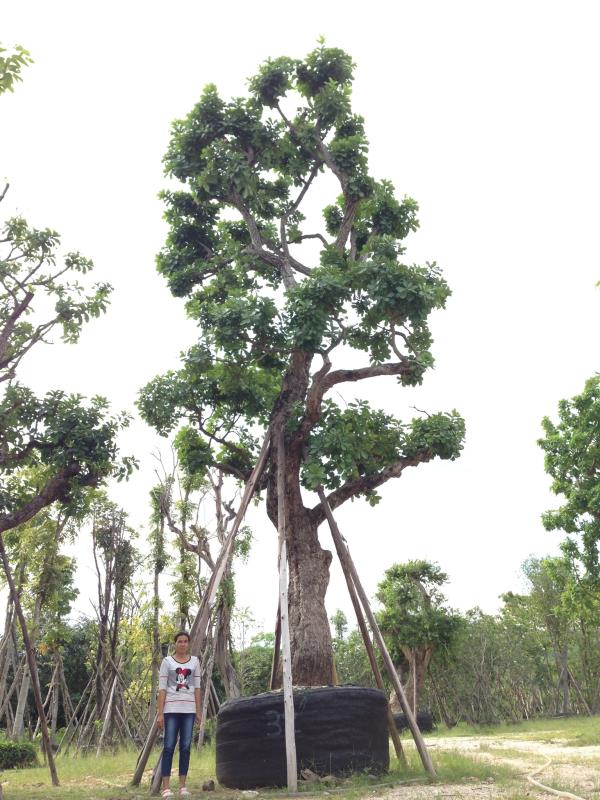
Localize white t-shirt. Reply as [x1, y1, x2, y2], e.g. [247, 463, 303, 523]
[159, 655, 201, 715]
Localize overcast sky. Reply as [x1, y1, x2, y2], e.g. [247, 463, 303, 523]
[2, 0, 599, 635]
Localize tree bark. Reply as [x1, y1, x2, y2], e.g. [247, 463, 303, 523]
[268, 441, 334, 687]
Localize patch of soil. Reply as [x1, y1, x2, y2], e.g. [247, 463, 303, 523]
[380, 734, 600, 800]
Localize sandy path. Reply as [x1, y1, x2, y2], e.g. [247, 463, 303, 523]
[369, 734, 600, 800]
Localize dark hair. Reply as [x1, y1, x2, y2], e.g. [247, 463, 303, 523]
[174, 630, 190, 643]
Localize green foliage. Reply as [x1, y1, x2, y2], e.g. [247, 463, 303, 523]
[235, 632, 274, 696]
[140, 42, 464, 542]
[0, 736, 37, 769]
[302, 402, 463, 502]
[0, 95, 134, 533]
[539, 376, 600, 578]
[376, 560, 462, 660]
[333, 628, 376, 688]
[0, 44, 32, 95]
[330, 608, 348, 641]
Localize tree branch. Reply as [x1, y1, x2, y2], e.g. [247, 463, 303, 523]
[231, 190, 311, 282]
[321, 359, 415, 391]
[310, 451, 434, 526]
[0, 290, 34, 364]
[0, 463, 93, 535]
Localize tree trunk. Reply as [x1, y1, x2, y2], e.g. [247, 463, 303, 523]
[270, 486, 334, 687]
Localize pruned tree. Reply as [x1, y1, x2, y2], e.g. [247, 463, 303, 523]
[139, 43, 465, 685]
[90, 496, 137, 715]
[376, 560, 461, 713]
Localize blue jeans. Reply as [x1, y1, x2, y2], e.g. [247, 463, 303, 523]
[162, 713, 195, 777]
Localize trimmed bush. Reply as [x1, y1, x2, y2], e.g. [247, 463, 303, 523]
[0, 738, 37, 769]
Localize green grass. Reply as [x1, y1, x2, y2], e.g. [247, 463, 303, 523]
[1, 744, 218, 800]
[1, 740, 519, 800]
[4, 716, 599, 800]
[425, 713, 600, 744]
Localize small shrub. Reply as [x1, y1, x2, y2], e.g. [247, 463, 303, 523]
[0, 737, 37, 769]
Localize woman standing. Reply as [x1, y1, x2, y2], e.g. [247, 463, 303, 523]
[157, 631, 202, 798]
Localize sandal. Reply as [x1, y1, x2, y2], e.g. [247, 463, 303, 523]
[161, 790, 174, 798]
[179, 790, 191, 797]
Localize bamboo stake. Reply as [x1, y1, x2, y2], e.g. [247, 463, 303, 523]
[317, 488, 436, 778]
[58, 672, 94, 753]
[0, 657, 25, 723]
[277, 429, 297, 792]
[0, 534, 60, 785]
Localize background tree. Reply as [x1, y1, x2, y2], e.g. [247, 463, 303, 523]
[376, 560, 462, 713]
[235, 631, 275, 697]
[2, 505, 78, 737]
[0, 207, 135, 537]
[0, 44, 32, 96]
[139, 43, 464, 686]
[539, 375, 600, 581]
[503, 556, 575, 715]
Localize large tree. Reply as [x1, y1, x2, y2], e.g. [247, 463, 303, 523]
[0, 205, 135, 535]
[139, 44, 464, 685]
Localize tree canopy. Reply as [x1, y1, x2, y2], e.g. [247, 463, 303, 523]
[139, 42, 464, 510]
[0, 47, 134, 535]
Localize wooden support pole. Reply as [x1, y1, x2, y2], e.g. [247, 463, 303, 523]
[197, 621, 218, 750]
[0, 534, 60, 786]
[150, 750, 163, 796]
[58, 672, 94, 753]
[131, 719, 159, 786]
[96, 671, 118, 755]
[268, 606, 281, 690]
[320, 490, 405, 764]
[317, 488, 436, 778]
[0, 657, 25, 723]
[276, 429, 297, 793]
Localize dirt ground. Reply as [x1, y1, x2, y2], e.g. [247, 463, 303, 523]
[372, 735, 600, 800]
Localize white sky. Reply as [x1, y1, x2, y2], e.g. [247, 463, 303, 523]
[2, 0, 599, 637]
